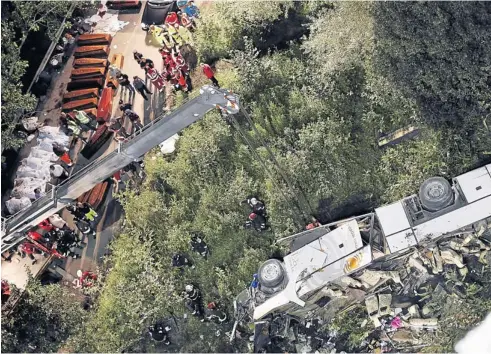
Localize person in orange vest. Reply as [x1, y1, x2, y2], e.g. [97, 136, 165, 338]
[200, 63, 219, 88]
[52, 143, 73, 167]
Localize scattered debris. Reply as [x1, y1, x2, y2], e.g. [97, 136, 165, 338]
[232, 219, 491, 352]
[389, 329, 419, 344]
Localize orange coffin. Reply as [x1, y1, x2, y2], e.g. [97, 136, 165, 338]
[96, 87, 114, 123]
[63, 88, 99, 102]
[67, 78, 104, 91]
[70, 67, 106, 80]
[74, 45, 110, 58]
[78, 33, 112, 46]
[73, 58, 108, 69]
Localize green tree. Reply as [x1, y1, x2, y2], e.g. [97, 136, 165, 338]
[1, 21, 38, 150]
[1, 279, 87, 353]
[7, 1, 74, 54]
[71, 231, 181, 353]
[373, 2, 491, 126]
[194, 0, 297, 62]
[1, 1, 77, 150]
[303, 2, 374, 76]
[73, 2, 491, 352]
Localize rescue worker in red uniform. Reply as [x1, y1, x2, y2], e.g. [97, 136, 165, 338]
[200, 63, 219, 87]
[77, 270, 97, 288]
[145, 65, 165, 91]
[18, 242, 37, 264]
[306, 217, 321, 230]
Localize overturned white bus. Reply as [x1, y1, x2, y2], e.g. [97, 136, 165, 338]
[250, 164, 491, 320]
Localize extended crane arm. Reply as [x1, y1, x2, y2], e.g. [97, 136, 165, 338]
[1, 86, 240, 253]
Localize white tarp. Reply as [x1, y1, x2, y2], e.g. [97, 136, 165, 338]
[86, 12, 129, 36]
[6, 125, 69, 211]
[37, 126, 70, 147]
[16, 165, 51, 180]
[20, 157, 46, 171]
[5, 197, 32, 215]
[11, 177, 46, 200]
[30, 147, 58, 162]
[159, 134, 180, 154]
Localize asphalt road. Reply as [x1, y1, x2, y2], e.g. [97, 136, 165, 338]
[64, 6, 171, 277]
[2, 5, 183, 283]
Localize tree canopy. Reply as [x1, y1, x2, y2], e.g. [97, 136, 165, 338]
[1, 279, 87, 353]
[1, 1, 74, 150]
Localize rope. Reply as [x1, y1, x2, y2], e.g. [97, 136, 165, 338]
[239, 107, 315, 221]
[229, 115, 306, 226]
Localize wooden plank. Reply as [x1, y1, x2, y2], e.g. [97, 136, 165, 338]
[88, 182, 109, 209]
[70, 67, 106, 80]
[80, 126, 112, 159]
[74, 45, 110, 58]
[378, 126, 420, 148]
[77, 191, 90, 204]
[61, 97, 98, 112]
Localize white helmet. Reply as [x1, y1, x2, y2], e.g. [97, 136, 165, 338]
[185, 285, 193, 292]
[250, 198, 258, 205]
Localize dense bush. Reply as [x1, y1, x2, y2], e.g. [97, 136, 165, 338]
[1, 280, 87, 353]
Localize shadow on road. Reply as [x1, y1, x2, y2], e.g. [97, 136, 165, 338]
[101, 197, 124, 231]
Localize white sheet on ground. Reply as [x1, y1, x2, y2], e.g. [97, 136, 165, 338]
[5, 197, 32, 215]
[86, 12, 129, 36]
[16, 165, 51, 180]
[159, 134, 180, 154]
[38, 141, 54, 152]
[8, 120, 71, 212]
[37, 126, 70, 147]
[30, 147, 58, 162]
[21, 157, 47, 170]
[12, 178, 46, 200]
